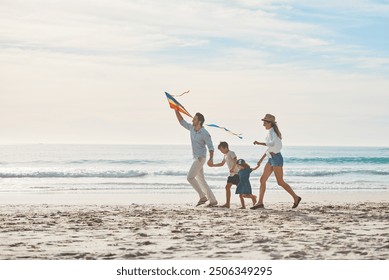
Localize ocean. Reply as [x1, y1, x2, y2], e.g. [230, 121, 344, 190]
[0, 145, 388, 194]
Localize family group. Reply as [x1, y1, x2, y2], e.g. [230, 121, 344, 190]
[173, 109, 302, 209]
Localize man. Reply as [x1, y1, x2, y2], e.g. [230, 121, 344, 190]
[174, 109, 218, 207]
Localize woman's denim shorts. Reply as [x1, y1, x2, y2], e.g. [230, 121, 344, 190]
[268, 153, 284, 167]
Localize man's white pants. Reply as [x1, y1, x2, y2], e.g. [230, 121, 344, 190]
[187, 157, 217, 204]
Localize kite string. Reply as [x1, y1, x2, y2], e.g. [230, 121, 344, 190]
[170, 90, 190, 97]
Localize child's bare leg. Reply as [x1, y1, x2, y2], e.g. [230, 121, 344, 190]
[239, 194, 245, 209]
[251, 194, 257, 205]
[243, 194, 257, 206]
[222, 183, 232, 208]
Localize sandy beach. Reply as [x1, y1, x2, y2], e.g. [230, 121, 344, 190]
[0, 191, 388, 260]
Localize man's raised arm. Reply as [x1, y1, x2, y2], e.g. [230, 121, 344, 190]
[175, 109, 184, 123]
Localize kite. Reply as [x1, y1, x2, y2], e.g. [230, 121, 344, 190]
[206, 124, 243, 139]
[164, 91, 243, 139]
[165, 92, 193, 118]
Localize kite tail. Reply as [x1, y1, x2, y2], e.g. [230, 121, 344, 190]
[206, 124, 243, 139]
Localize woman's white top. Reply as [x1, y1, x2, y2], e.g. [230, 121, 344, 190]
[265, 127, 282, 158]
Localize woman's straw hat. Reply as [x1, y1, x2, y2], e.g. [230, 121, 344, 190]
[261, 114, 276, 123]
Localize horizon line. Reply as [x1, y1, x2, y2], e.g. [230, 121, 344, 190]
[0, 143, 388, 148]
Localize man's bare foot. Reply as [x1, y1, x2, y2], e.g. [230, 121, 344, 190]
[220, 204, 230, 208]
[239, 206, 246, 209]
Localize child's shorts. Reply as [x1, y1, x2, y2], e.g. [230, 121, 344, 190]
[268, 153, 284, 167]
[227, 174, 240, 185]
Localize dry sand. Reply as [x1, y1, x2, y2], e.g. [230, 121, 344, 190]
[0, 193, 388, 260]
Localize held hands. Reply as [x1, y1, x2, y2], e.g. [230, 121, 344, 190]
[252, 161, 261, 171]
[253, 141, 260, 145]
[207, 158, 214, 167]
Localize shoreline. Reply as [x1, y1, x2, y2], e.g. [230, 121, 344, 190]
[0, 189, 387, 205]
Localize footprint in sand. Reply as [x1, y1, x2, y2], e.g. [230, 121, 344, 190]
[138, 241, 153, 246]
[288, 251, 307, 259]
[253, 238, 271, 244]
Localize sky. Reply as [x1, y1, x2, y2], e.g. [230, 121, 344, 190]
[1, 0, 388, 146]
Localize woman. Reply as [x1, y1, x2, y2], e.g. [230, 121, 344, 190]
[251, 114, 301, 209]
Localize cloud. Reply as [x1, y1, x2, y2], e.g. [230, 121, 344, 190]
[1, 0, 387, 72]
[0, 1, 334, 57]
[1, 0, 388, 145]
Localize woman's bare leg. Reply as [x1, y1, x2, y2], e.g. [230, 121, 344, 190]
[273, 166, 299, 203]
[257, 163, 273, 205]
